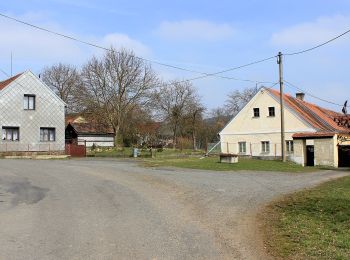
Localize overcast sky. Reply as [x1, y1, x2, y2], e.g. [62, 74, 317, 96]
[0, 0, 350, 113]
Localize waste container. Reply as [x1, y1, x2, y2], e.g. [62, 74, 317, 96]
[133, 148, 138, 158]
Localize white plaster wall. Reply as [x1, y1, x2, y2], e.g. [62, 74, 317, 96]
[78, 135, 114, 147]
[219, 88, 315, 158]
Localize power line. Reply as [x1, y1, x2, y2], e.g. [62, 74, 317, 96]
[284, 80, 348, 107]
[0, 12, 275, 83]
[285, 28, 350, 56]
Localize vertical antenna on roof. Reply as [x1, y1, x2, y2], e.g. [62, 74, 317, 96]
[10, 52, 13, 76]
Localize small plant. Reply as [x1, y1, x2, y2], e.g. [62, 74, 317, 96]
[91, 143, 96, 151]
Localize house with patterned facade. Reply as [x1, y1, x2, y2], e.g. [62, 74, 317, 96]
[0, 71, 66, 154]
[219, 87, 350, 168]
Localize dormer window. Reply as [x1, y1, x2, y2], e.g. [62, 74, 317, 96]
[24, 94, 35, 110]
[253, 108, 260, 117]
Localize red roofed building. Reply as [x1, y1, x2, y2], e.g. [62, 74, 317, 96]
[219, 87, 350, 168]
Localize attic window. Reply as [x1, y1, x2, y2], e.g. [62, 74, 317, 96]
[268, 107, 275, 117]
[253, 108, 260, 117]
[24, 94, 35, 110]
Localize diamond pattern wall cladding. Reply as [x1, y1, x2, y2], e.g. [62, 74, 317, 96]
[0, 72, 65, 152]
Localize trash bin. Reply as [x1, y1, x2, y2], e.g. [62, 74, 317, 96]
[133, 148, 138, 158]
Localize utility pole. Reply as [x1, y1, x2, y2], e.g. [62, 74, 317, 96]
[277, 52, 286, 162]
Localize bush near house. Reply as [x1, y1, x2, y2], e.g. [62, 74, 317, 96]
[261, 176, 350, 259]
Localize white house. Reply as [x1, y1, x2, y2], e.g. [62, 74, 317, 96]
[0, 71, 66, 154]
[219, 87, 350, 167]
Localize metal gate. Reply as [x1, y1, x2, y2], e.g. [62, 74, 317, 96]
[65, 143, 86, 157]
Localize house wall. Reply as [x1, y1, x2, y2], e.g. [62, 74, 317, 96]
[0, 72, 65, 153]
[314, 137, 337, 167]
[219, 88, 315, 158]
[78, 135, 114, 147]
[292, 139, 306, 166]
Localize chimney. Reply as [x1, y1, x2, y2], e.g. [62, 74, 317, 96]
[296, 92, 305, 101]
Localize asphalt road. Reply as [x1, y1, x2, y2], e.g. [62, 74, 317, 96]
[0, 159, 348, 260]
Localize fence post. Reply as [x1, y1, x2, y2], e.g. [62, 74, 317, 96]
[84, 140, 87, 157]
[250, 143, 252, 157]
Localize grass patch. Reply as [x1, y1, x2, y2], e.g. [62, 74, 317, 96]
[262, 176, 350, 259]
[143, 156, 317, 173]
[88, 147, 203, 158]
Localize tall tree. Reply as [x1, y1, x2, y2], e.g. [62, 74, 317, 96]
[153, 81, 200, 148]
[42, 63, 82, 112]
[81, 48, 158, 146]
[225, 87, 258, 116]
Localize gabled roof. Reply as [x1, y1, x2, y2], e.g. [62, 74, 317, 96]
[0, 72, 23, 90]
[68, 122, 115, 135]
[267, 88, 348, 133]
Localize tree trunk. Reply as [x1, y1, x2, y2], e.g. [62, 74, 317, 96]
[113, 125, 120, 147]
[192, 129, 197, 151]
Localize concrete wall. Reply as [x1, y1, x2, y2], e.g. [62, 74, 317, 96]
[292, 139, 306, 166]
[314, 137, 337, 167]
[0, 71, 65, 152]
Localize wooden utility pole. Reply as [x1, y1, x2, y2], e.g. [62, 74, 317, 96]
[277, 52, 286, 162]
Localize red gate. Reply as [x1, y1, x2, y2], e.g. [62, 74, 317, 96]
[65, 143, 86, 157]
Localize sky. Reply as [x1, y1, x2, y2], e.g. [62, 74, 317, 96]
[0, 0, 350, 114]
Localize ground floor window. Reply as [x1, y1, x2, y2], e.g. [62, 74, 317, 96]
[261, 141, 270, 153]
[2, 127, 20, 141]
[238, 142, 246, 153]
[40, 128, 56, 142]
[286, 140, 294, 153]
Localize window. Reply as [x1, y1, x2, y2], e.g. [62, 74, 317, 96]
[268, 107, 275, 117]
[238, 142, 246, 153]
[261, 141, 270, 153]
[253, 108, 260, 117]
[24, 95, 35, 110]
[286, 140, 294, 153]
[2, 127, 19, 141]
[40, 128, 55, 142]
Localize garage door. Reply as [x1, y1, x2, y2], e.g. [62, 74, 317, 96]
[338, 146, 350, 167]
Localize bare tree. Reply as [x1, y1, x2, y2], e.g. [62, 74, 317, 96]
[153, 81, 200, 148]
[42, 63, 82, 112]
[225, 87, 258, 116]
[185, 100, 205, 150]
[81, 48, 158, 146]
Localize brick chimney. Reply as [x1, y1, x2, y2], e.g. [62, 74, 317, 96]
[296, 92, 305, 101]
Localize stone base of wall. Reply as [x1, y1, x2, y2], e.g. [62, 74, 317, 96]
[0, 150, 65, 157]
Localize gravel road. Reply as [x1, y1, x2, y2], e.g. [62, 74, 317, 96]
[0, 159, 348, 259]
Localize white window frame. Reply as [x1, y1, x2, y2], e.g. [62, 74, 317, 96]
[24, 94, 36, 110]
[40, 128, 56, 142]
[268, 107, 275, 117]
[286, 140, 294, 153]
[2, 127, 20, 141]
[238, 142, 246, 154]
[261, 141, 270, 153]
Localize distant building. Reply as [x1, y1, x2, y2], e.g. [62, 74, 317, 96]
[0, 71, 66, 154]
[219, 87, 350, 167]
[65, 114, 115, 147]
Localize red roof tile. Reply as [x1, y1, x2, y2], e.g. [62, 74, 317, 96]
[293, 132, 336, 138]
[0, 73, 23, 90]
[267, 88, 348, 133]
